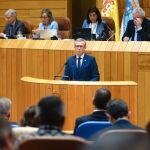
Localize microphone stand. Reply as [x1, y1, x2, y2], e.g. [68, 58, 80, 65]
[53, 62, 67, 80]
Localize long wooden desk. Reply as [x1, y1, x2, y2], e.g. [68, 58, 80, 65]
[21, 77, 137, 130]
[0, 39, 149, 127]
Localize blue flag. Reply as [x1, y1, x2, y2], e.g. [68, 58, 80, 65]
[120, 0, 139, 40]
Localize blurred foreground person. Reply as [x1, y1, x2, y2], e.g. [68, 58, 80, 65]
[0, 118, 16, 150]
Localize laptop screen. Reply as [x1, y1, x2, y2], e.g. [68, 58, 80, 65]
[73, 28, 92, 40]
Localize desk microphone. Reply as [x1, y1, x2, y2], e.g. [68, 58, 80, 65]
[53, 62, 68, 80]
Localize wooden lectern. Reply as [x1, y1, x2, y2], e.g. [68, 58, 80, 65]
[21, 77, 137, 130]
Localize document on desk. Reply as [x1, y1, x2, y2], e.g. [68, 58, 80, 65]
[39, 29, 57, 39]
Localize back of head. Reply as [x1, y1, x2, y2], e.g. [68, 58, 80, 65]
[93, 88, 111, 110]
[36, 95, 65, 128]
[0, 97, 11, 119]
[4, 8, 17, 17]
[0, 118, 15, 150]
[106, 99, 128, 120]
[20, 105, 36, 127]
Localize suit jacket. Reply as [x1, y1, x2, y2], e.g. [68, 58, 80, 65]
[92, 119, 143, 140]
[122, 18, 150, 41]
[74, 111, 108, 134]
[62, 53, 100, 81]
[3, 19, 27, 39]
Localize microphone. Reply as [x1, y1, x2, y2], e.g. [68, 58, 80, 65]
[53, 62, 68, 80]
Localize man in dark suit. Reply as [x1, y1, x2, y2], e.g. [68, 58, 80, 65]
[74, 88, 111, 134]
[122, 7, 150, 41]
[0, 9, 27, 39]
[92, 99, 143, 140]
[62, 38, 100, 81]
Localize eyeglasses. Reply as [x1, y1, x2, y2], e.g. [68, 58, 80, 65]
[75, 45, 84, 48]
[40, 16, 49, 19]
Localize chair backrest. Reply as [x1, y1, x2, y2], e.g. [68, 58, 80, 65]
[18, 136, 90, 150]
[95, 129, 148, 150]
[22, 20, 34, 38]
[102, 17, 115, 41]
[54, 17, 71, 39]
[75, 121, 111, 140]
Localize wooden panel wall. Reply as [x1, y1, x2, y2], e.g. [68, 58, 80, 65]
[0, 0, 68, 32]
[0, 40, 149, 128]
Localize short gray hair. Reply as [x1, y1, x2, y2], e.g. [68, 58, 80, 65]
[132, 7, 145, 17]
[0, 98, 11, 117]
[75, 38, 86, 46]
[4, 9, 17, 17]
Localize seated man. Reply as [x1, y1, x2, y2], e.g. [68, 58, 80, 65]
[0, 9, 27, 39]
[92, 99, 143, 140]
[62, 38, 100, 81]
[0, 97, 11, 120]
[122, 7, 150, 41]
[74, 88, 111, 134]
[0, 97, 19, 128]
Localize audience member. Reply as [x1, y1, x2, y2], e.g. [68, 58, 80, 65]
[0, 9, 27, 39]
[20, 105, 37, 127]
[92, 99, 143, 140]
[33, 8, 58, 38]
[0, 118, 16, 150]
[62, 38, 100, 81]
[17, 95, 73, 143]
[122, 7, 150, 41]
[82, 6, 109, 40]
[13, 105, 38, 138]
[0, 97, 19, 128]
[146, 120, 150, 136]
[0, 97, 11, 120]
[74, 88, 111, 134]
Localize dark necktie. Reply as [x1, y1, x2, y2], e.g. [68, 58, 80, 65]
[137, 30, 141, 41]
[77, 57, 81, 70]
[9, 25, 14, 36]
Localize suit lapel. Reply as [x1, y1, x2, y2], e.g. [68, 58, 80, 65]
[13, 20, 19, 34]
[80, 53, 88, 69]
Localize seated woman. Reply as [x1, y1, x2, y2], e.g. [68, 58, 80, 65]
[82, 7, 109, 41]
[33, 8, 59, 39]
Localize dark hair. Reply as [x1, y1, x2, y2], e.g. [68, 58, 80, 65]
[41, 8, 53, 22]
[106, 99, 128, 119]
[20, 105, 36, 127]
[0, 118, 14, 149]
[93, 88, 111, 109]
[86, 7, 102, 24]
[37, 95, 65, 127]
[146, 120, 150, 136]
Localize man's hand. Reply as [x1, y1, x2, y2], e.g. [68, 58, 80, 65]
[134, 18, 143, 28]
[0, 33, 5, 38]
[123, 36, 129, 41]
